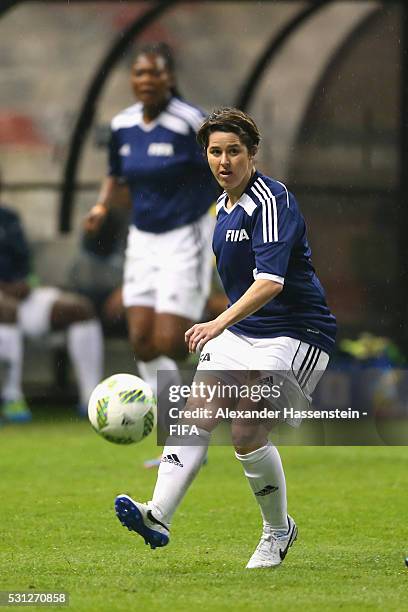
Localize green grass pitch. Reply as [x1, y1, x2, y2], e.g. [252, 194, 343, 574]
[1, 410, 407, 611]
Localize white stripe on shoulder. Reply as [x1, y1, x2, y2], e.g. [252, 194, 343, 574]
[249, 183, 263, 205]
[275, 179, 290, 207]
[168, 99, 204, 132]
[159, 112, 190, 135]
[170, 98, 205, 122]
[111, 105, 142, 131]
[217, 192, 226, 203]
[251, 178, 278, 242]
[258, 178, 278, 242]
[251, 183, 268, 242]
[271, 195, 278, 241]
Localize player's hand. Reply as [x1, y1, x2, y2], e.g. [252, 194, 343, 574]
[185, 319, 225, 353]
[84, 203, 108, 233]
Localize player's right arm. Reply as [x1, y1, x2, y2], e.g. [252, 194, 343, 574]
[84, 176, 118, 233]
[85, 120, 124, 233]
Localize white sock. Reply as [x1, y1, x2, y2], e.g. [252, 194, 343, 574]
[0, 324, 24, 402]
[67, 319, 104, 405]
[137, 355, 181, 397]
[236, 443, 288, 531]
[149, 427, 211, 525]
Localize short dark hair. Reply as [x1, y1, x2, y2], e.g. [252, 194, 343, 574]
[197, 107, 261, 152]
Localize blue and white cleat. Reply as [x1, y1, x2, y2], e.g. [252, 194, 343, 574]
[1, 399, 32, 423]
[114, 494, 169, 549]
[246, 515, 297, 569]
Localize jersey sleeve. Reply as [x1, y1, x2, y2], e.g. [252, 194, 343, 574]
[251, 190, 299, 284]
[108, 127, 121, 177]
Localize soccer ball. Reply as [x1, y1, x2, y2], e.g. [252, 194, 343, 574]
[88, 373, 156, 444]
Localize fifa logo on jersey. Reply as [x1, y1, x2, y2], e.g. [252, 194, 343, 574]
[225, 229, 250, 242]
[148, 143, 174, 156]
[119, 144, 131, 156]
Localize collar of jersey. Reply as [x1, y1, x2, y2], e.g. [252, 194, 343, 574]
[219, 170, 261, 215]
[137, 98, 173, 132]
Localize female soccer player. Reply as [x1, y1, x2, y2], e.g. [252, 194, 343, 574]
[86, 43, 216, 397]
[114, 108, 337, 569]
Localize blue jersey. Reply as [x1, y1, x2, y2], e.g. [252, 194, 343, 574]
[0, 205, 30, 282]
[108, 96, 216, 233]
[213, 171, 337, 354]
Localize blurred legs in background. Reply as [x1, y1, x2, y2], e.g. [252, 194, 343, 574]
[0, 288, 104, 422]
[0, 322, 31, 422]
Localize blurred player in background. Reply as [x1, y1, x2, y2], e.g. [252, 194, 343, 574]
[0, 185, 104, 421]
[114, 108, 336, 569]
[85, 42, 217, 400]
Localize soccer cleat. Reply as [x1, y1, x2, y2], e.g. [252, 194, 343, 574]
[114, 494, 169, 549]
[1, 398, 32, 423]
[246, 515, 297, 569]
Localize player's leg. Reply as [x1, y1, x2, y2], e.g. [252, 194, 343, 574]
[230, 392, 295, 569]
[126, 305, 156, 361]
[133, 311, 197, 418]
[122, 226, 181, 395]
[126, 306, 185, 469]
[0, 293, 30, 421]
[115, 329, 240, 546]
[147, 311, 192, 399]
[236, 338, 329, 568]
[125, 215, 213, 400]
[115, 372, 223, 547]
[126, 305, 182, 396]
[149, 213, 214, 387]
[233, 422, 296, 568]
[147, 370, 225, 523]
[19, 287, 103, 411]
[100, 286, 126, 333]
[152, 312, 192, 361]
[144, 329, 248, 530]
[232, 386, 289, 531]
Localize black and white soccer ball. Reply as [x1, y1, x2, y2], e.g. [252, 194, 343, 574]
[88, 373, 156, 444]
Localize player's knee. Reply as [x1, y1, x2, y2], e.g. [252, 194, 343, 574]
[71, 295, 96, 321]
[51, 293, 96, 328]
[153, 329, 188, 360]
[128, 328, 156, 361]
[231, 425, 267, 454]
[0, 295, 18, 323]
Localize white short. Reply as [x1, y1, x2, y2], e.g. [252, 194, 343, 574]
[122, 213, 214, 320]
[18, 287, 61, 337]
[197, 330, 329, 426]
